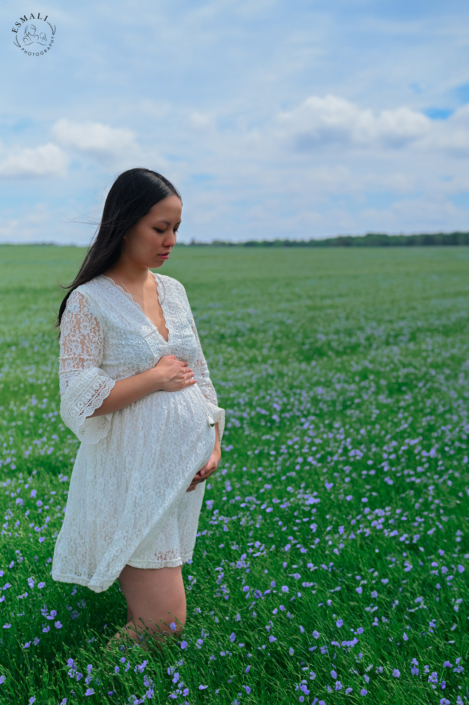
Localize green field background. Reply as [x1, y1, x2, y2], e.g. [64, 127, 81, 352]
[0, 245, 468, 704]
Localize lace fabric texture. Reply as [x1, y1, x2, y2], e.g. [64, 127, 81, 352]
[51, 272, 225, 592]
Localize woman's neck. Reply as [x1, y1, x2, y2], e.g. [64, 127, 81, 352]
[106, 263, 151, 287]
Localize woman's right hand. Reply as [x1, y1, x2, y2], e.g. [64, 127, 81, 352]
[152, 355, 197, 392]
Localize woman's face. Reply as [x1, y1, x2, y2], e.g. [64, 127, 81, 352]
[122, 195, 182, 269]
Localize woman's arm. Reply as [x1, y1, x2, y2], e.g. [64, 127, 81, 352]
[213, 420, 221, 454]
[59, 290, 117, 443]
[88, 366, 166, 417]
[90, 354, 202, 416]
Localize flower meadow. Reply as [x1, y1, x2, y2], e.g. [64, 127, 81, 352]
[0, 244, 468, 705]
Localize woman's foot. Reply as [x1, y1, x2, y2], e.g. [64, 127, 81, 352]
[106, 620, 157, 654]
[105, 623, 137, 653]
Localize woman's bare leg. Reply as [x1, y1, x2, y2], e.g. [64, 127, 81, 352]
[106, 564, 186, 652]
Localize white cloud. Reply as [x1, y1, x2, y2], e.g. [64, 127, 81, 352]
[51, 119, 140, 162]
[187, 111, 217, 131]
[273, 94, 432, 151]
[0, 143, 68, 178]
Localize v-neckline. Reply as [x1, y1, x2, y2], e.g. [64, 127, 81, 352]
[100, 271, 170, 344]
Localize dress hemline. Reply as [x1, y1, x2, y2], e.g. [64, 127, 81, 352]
[126, 553, 193, 569]
[51, 554, 194, 591]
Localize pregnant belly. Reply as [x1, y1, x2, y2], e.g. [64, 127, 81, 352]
[108, 382, 215, 470]
[81, 382, 217, 505]
[147, 383, 213, 429]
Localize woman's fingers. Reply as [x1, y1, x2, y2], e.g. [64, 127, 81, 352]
[199, 459, 219, 477]
[186, 470, 206, 491]
[186, 455, 221, 492]
[186, 479, 200, 491]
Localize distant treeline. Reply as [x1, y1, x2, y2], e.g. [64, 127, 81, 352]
[2, 231, 469, 248]
[187, 232, 469, 247]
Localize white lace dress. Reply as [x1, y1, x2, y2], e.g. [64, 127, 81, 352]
[51, 272, 225, 594]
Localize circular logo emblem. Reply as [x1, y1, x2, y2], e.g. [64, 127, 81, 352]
[12, 13, 56, 56]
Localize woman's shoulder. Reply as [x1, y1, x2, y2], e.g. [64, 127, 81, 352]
[154, 272, 184, 287]
[68, 280, 98, 302]
[65, 279, 104, 316]
[154, 273, 187, 296]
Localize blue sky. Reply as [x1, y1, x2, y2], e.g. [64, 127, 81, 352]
[1, 0, 469, 244]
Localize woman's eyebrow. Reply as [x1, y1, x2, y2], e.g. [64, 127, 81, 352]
[154, 219, 181, 226]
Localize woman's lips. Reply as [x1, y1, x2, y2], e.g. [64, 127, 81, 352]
[158, 253, 170, 259]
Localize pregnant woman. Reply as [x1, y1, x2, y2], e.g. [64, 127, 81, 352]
[51, 168, 225, 652]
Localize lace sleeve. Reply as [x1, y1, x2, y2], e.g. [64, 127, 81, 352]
[59, 289, 116, 444]
[189, 308, 225, 443]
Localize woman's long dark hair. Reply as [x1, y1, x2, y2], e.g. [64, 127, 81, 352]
[55, 168, 182, 334]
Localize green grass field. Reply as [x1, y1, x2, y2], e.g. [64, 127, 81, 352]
[0, 244, 468, 705]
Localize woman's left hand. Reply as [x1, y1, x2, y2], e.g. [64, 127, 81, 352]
[186, 448, 221, 492]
